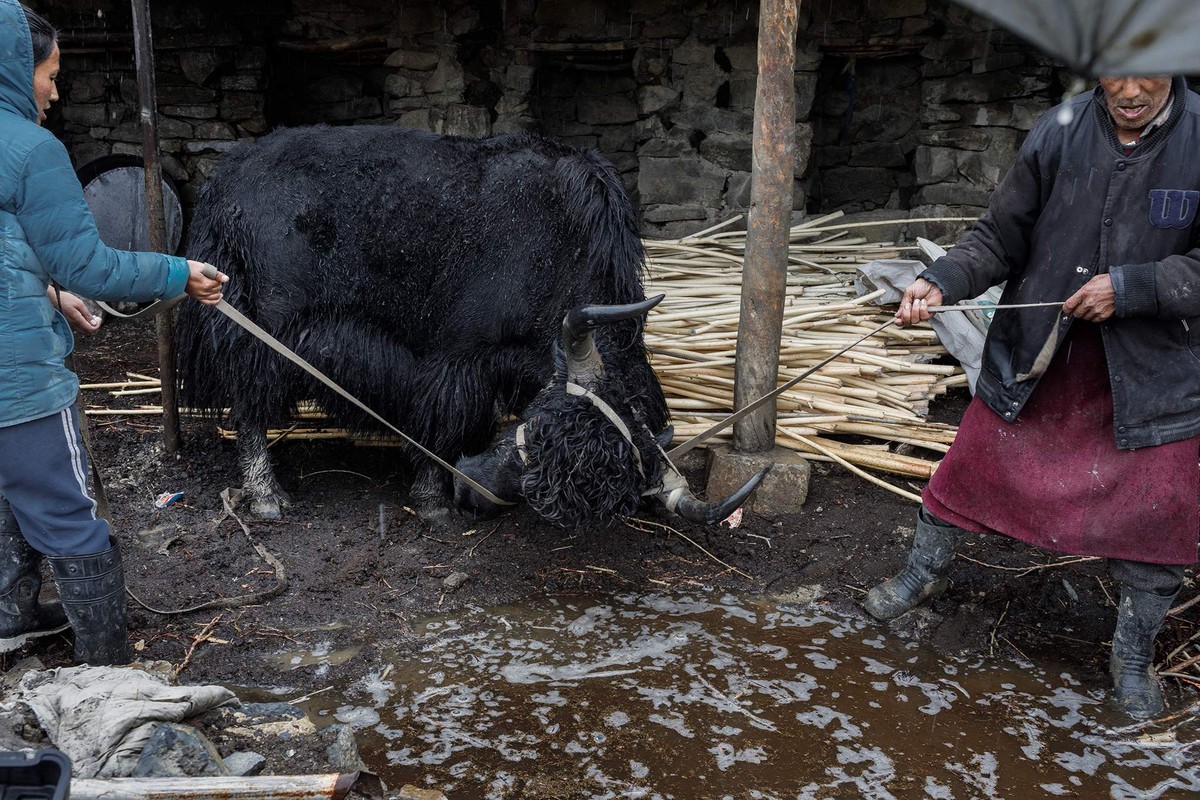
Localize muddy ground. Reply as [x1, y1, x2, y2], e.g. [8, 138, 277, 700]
[5, 315, 1197, 773]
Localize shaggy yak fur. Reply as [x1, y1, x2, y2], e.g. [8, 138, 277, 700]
[176, 125, 669, 527]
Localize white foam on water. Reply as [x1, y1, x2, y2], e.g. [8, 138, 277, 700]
[348, 591, 1199, 798]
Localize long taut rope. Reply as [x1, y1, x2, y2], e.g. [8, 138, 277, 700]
[666, 299, 1070, 459]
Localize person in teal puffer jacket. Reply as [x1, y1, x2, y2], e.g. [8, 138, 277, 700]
[0, 1, 227, 665]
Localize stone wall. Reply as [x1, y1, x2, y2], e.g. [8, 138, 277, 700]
[806, 0, 1063, 237]
[39, 0, 1064, 240]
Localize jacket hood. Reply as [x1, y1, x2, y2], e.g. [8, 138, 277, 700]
[0, 0, 38, 123]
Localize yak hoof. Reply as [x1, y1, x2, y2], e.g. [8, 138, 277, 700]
[250, 496, 285, 520]
[418, 504, 453, 530]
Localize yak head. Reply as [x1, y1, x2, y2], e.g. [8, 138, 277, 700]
[454, 296, 764, 528]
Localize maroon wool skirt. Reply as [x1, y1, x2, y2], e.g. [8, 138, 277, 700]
[924, 322, 1199, 565]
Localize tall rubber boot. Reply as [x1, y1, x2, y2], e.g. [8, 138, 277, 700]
[0, 496, 68, 649]
[864, 507, 964, 620]
[48, 540, 132, 666]
[1109, 585, 1177, 720]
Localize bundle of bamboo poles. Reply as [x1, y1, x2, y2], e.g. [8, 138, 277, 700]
[645, 211, 972, 501]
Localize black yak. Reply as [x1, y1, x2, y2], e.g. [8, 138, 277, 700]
[176, 126, 760, 527]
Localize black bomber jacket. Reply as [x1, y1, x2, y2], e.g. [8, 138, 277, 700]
[924, 75, 1200, 450]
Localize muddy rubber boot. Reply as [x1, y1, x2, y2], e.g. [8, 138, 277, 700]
[864, 508, 963, 620]
[48, 540, 133, 666]
[0, 497, 68, 649]
[1109, 585, 1177, 720]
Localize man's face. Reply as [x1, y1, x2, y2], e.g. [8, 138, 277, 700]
[1099, 76, 1172, 134]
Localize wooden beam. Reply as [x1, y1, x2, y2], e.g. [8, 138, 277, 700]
[732, 0, 798, 453]
[69, 772, 382, 800]
[130, 0, 181, 453]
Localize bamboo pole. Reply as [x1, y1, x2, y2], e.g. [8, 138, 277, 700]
[69, 772, 380, 800]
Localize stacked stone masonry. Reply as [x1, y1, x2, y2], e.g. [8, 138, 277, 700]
[42, 0, 1084, 239]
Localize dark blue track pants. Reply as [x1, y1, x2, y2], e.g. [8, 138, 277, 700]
[0, 405, 110, 557]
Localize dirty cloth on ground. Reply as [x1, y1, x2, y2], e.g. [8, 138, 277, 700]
[924, 322, 1200, 564]
[12, 665, 238, 777]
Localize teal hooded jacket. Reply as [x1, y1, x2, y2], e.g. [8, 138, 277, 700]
[0, 0, 187, 427]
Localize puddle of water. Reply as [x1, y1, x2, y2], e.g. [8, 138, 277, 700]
[269, 640, 362, 674]
[297, 593, 1199, 799]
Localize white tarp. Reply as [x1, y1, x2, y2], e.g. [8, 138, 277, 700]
[953, 0, 1200, 76]
[856, 238, 1003, 394]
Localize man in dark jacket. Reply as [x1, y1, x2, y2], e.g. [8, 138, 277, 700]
[864, 75, 1199, 721]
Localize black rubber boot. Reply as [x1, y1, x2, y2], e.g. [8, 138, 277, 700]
[864, 507, 964, 620]
[0, 496, 68, 648]
[1109, 585, 1177, 720]
[48, 540, 133, 666]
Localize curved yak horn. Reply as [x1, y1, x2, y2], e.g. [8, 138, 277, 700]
[562, 295, 665, 386]
[658, 466, 768, 525]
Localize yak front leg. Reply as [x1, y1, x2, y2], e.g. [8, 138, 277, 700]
[238, 426, 291, 519]
[409, 459, 453, 529]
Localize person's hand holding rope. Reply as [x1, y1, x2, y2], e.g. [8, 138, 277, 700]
[1062, 274, 1116, 322]
[186, 260, 227, 305]
[895, 277, 944, 327]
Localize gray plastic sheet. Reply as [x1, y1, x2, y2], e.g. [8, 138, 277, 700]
[856, 259, 1000, 394]
[952, 0, 1200, 77]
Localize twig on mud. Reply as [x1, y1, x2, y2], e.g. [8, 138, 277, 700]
[1109, 699, 1200, 735]
[127, 489, 288, 615]
[989, 601, 1010, 659]
[1160, 675, 1200, 692]
[174, 614, 224, 679]
[1164, 650, 1200, 674]
[843, 584, 867, 595]
[251, 626, 304, 646]
[288, 686, 334, 705]
[466, 523, 501, 558]
[1097, 576, 1117, 608]
[1010, 623, 1097, 646]
[957, 553, 1100, 577]
[744, 533, 772, 548]
[999, 636, 1029, 663]
[620, 516, 752, 580]
[1170, 592, 1200, 618]
[1161, 629, 1200, 664]
[355, 600, 408, 622]
[386, 576, 420, 597]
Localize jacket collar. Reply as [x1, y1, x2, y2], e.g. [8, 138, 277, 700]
[0, 0, 39, 124]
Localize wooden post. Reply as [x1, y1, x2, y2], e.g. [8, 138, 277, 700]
[130, 0, 181, 453]
[732, 0, 798, 453]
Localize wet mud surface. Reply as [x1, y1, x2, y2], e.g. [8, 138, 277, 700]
[8, 316, 1196, 795]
